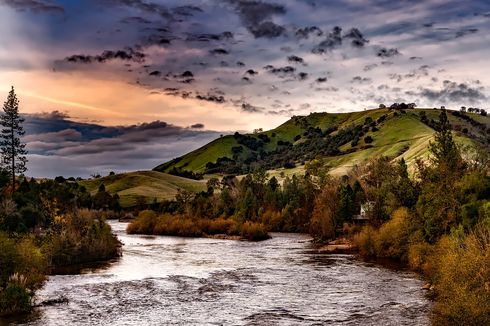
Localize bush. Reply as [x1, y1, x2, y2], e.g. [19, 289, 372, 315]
[353, 225, 377, 257]
[155, 215, 202, 237]
[364, 136, 374, 144]
[374, 207, 411, 259]
[49, 209, 120, 266]
[0, 276, 31, 316]
[431, 223, 490, 325]
[240, 221, 269, 241]
[126, 210, 158, 234]
[127, 211, 270, 240]
[260, 209, 282, 231]
[407, 237, 434, 272]
[0, 234, 47, 316]
[206, 217, 239, 235]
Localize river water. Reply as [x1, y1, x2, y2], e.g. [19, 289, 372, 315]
[9, 221, 431, 325]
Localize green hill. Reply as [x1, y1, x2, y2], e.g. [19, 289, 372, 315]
[155, 108, 490, 176]
[80, 171, 207, 207]
[86, 108, 489, 207]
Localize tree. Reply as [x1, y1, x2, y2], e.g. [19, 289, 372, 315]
[1, 87, 27, 189]
[429, 110, 461, 170]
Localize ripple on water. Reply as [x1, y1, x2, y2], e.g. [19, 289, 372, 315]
[8, 222, 431, 326]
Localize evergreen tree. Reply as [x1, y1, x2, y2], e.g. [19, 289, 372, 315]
[1, 87, 27, 189]
[429, 110, 460, 169]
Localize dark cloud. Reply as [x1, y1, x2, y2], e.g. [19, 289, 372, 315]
[298, 72, 308, 80]
[228, 0, 287, 38]
[287, 55, 305, 64]
[249, 21, 286, 38]
[388, 65, 430, 83]
[241, 102, 265, 113]
[268, 65, 296, 77]
[313, 26, 342, 53]
[311, 26, 368, 53]
[24, 128, 82, 143]
[120, 16, 151, 24]
[23, 113, 222, 177]
[63, 48, 145, 64]
[172, 5, 203, 16]
[209, 48, 229, 55]
[316, 77, 327, 83]
[351, 76, 372, 84]
[106, 0, 173, 19]
[295, 26, 323, 39]
[418, 80, 487, 103]
[418, 25, 480, 42]
[149, 70, 161, 76]
[363, 63, 378, 71]
[195, 93, 226, 103]
[376, 47, 401, 58]
[2, 0, 64, 14]
[343, 28, 369, 47]
[229, 0, 285, 25]
[245, 69, 258, 75]
[28, 110, 70, 120]
[181, 70, 194, 78]
[186, 32, 234, 42]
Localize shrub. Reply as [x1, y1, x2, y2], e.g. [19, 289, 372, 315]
[126, 210, 157, 234]
[157, 216, 202, 237]
[353, 226, 377, 257]
[260, 209, 282, 231]
[49, 209, 120, 266]
[206, 217, 239, 235]
[0, 276, 31, 316]
[364, 136, 374, 144]
[0, 235, 47, 316]
[407, 238, 434, 272]
[431, 223, 490, 325]
[240, 221, 269, 241]
[374, 207, 411, 259]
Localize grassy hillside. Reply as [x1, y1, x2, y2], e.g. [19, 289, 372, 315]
[90, 108, 489, 207]
[155, 108, 490, 175]
[80, 171, 207, 207]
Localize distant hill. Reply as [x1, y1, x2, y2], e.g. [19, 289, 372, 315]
[84, 108, 489, 207]
[155, 108, 490, 176]
[80, 171, 207, 207]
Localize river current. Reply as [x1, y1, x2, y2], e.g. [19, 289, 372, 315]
[8, 221, 431, 325]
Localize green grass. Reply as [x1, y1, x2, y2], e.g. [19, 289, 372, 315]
[80, 171, 207, 207]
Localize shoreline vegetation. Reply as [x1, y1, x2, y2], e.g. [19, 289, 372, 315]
[125, 110, 489, 325]
[1, 207, 121, 317]
[126, 211, 270, 241]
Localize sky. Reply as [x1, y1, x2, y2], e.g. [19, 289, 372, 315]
[1, 0, 490, 177]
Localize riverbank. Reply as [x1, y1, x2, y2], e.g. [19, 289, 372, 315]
[0, 210, 121, 319]
[316, 238, 356, 254]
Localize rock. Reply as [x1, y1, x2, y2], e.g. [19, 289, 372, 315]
[422, 282, 431, 290]
[39, 297, 69, 306]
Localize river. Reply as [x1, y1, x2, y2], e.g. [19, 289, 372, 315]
[7, 221, 431, 325]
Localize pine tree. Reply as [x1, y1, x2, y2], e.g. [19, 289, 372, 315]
[429, 110, 460, 170]
[1, 87, 27, 189]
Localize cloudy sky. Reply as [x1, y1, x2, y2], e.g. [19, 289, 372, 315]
[1, 0, 490, 177]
